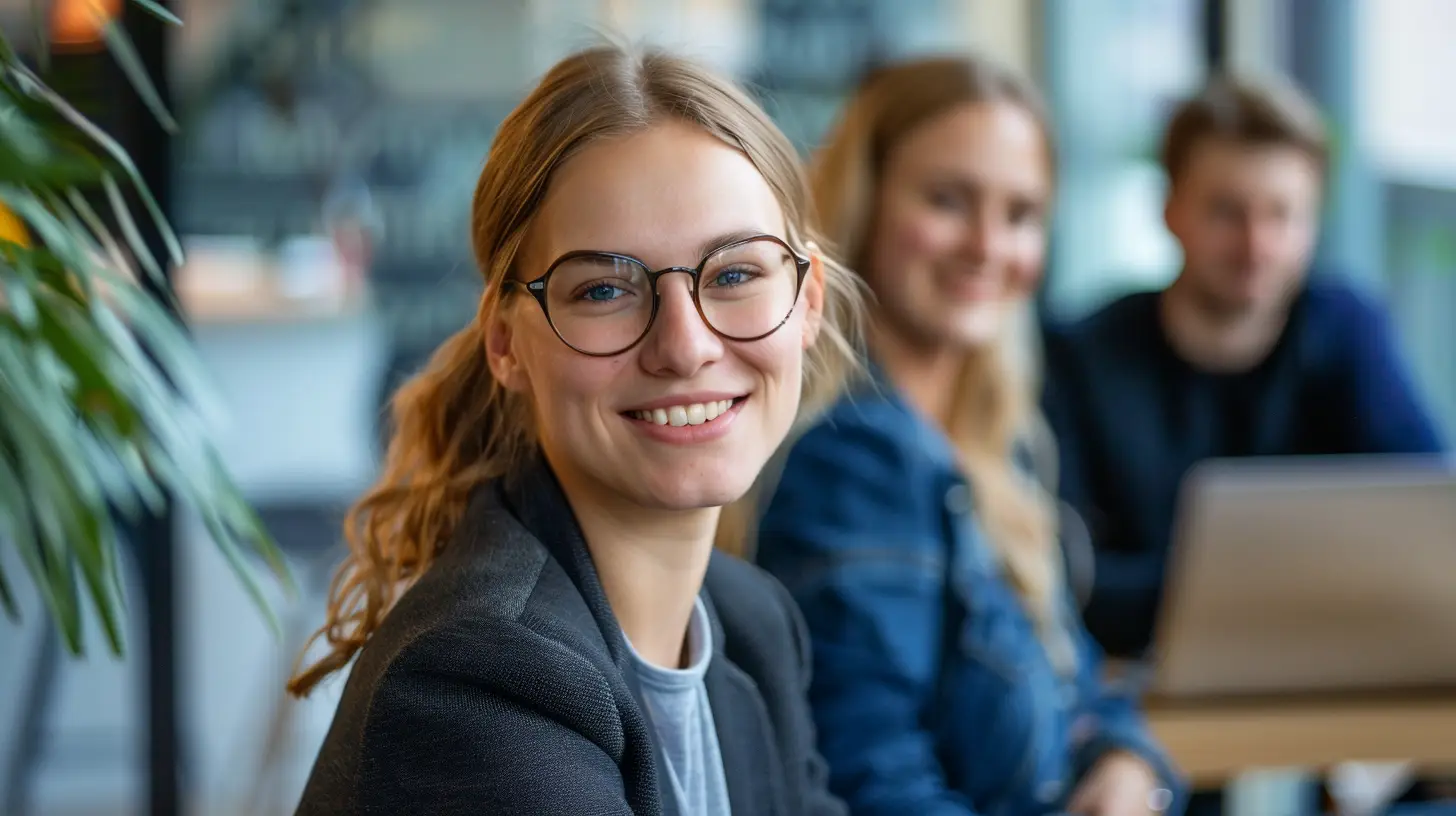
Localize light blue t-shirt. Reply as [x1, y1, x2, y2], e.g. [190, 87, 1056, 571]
[625, 597, 732, 816]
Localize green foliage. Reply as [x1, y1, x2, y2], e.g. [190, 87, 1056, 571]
[0, 1, 290, 656]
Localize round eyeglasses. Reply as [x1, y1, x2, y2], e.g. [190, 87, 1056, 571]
[503, 233, 810, 357]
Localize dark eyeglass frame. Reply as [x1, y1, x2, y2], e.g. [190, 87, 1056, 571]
[502, 233, 811, 357]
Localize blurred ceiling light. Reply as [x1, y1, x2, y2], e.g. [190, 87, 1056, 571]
[52, 0, 122, 50]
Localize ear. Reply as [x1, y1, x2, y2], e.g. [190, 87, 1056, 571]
[800, 242, 827, 350]
[484, 300, 530, 393]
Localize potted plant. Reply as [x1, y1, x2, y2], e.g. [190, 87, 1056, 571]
[0, 0, 288, 658]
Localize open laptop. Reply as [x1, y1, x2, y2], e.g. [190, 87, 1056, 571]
[1146, 454, 1456, 701]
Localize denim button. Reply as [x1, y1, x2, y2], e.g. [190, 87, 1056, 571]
[1035, 777, 1063, 804]
[944, 483, 972, 515]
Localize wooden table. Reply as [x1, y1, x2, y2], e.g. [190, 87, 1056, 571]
[1145, 692, 1456, 787]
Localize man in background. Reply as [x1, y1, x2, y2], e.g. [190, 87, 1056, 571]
[1043, 71, 1449, 814]
[1044, 73, 1446, 662]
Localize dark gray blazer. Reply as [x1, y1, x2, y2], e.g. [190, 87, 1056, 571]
[295, 456, 846, 815]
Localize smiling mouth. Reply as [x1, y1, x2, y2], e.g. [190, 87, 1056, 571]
[625, 397, 745, 427]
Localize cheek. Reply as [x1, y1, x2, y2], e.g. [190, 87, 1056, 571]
[521, 338, 625, 424]
[894, 210, 960, 260]
[1203, 222, 1242, 255]
[737, 331, 805, 405]
[871, 203, 960, 278]
[1289, 220, 1321, 258]
[1178, 228, 1220, 268]
[1006, 229, 1047, 296]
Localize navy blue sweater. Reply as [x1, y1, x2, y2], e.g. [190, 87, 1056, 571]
[1042, 279, 1447, 659]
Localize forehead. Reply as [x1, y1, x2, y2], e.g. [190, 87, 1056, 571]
[528, 121, 787, 269]
[1180, 139, 1322, 197]
[886, 101, 1050, 195]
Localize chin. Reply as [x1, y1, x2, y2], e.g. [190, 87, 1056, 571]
[632, 467, 759, 512]
[636, 484, 750, 512]
[1208, 285, 1264, 315]
[945, 314, 1003, 349]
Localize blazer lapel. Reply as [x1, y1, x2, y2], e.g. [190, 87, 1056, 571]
[701, 595, 784, 816]
[500, 456, 679, 816]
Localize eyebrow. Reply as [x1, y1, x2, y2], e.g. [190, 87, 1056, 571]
[542, 227, 778, 272]
[939, 174, 1049, 208]
[696, 228, 772, 259]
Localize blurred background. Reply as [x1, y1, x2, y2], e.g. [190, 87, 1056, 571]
[0, 0, 1451, 814]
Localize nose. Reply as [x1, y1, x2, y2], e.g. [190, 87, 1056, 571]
[636, 271, 724, 377]
[960, 208, 1007, 265]
[1244, 217, 1285, 266]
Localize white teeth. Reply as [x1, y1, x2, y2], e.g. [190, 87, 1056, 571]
[632, 399, 738, 426]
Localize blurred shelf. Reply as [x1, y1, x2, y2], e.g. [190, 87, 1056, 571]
[175, 235, 372, 327]
[179, 279, 372, 327]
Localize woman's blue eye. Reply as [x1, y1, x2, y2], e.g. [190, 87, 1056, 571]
[710, 267, 753, 287]
[582, 283, 626, 302]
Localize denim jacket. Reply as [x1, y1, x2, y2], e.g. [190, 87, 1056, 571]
[755, 376, 1187, 816]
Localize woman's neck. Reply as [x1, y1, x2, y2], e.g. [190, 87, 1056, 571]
[560, 476, 719, 669]
[869, 319, 964, 427]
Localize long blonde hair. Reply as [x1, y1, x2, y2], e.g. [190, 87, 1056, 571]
[288, 44, 862, 697]
[812, 55, 1072, 667]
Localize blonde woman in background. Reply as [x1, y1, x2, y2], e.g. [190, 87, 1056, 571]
[754, 56, 1185, 816]
[287, 44, 858, 816]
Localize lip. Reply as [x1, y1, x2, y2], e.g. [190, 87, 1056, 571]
[622, 391, 747, 412]
[941, 274, 1002, 298]
[623, 396, 748, 446]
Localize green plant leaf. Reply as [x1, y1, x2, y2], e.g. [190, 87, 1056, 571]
[99, 22, 177, 133]
[0, 363, 86, 653]
[62, 188, 131, 275]
[27, 0, 47, 75]
[93, 276, 223, 425]
[64, 472, 126, 654]
[36, 291, 142, 436]
[0, 549, 16, 621]
[0, 97, 56, 164]
[146, 449, 285, 634]
[129, 0, 184, 27]
[1, 264, 40, 328]
[5, 64, 183, 266]
[0, 442, 40, 623]
[0, 139, 106, 187]
[0, 8, 291, 658]
[102, 173, 161, 282]
[0, 185, 103, 276]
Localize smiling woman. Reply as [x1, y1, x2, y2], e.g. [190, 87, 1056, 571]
[287, 43, 859, 816]
[755, 54, 1187, 816]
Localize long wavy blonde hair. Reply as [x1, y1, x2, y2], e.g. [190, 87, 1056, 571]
[288, 44, 863, 697]
[812, 55, 1073, 668]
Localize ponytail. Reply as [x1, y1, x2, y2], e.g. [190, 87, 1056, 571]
[287, 297, 530, 696]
